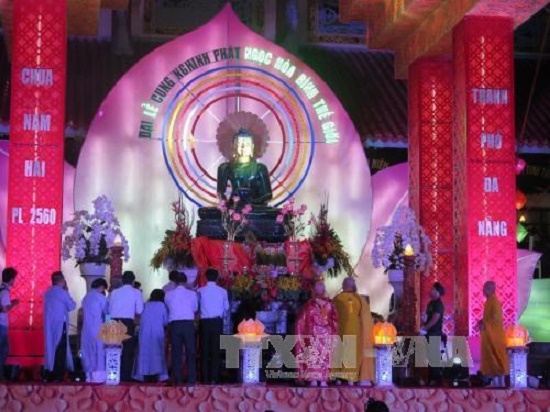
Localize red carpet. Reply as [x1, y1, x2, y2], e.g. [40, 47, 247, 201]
[1, 384, 550, 411]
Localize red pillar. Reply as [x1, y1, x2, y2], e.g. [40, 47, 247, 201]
[6, 0, 67, 365]
[453, 16, 517, 335]
[408, 57, 455, 334]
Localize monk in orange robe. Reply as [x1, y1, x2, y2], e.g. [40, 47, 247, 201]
[295, 281, 338, 387]
[477, 281, 509, 387]
[332, 277, 374, 386]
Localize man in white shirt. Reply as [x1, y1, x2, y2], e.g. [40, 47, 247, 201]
[165, 273, 198, 385]
[109, 271, 144, 381]
[0, 267, 19, 381]
[197, 268, 229, 384]
[44, 271, 77, 382]
[162, 270, 179, 293]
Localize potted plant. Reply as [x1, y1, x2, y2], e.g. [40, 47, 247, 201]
[371, 205, 432, 278]
[309, 201, 353, 278]
[62, 195, 129, 290]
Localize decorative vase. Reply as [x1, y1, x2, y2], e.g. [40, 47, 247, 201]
[80, 262, 107, 291]
[286, 241, 300, 275]
[221, 240, 235, 275]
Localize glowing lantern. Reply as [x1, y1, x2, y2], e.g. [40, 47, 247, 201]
[516, 223, 528, 243]
[97, 321, 131, 385]
[404, 244, 414, 256]
[373, 322, 397, 346]
[505, 325, 529, 348]
[516, 158, 526, 175]
[515, 191, 527, 210]
[237, 319, 265, 342]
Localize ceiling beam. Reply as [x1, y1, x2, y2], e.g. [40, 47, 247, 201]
[353, 0, 549, 78]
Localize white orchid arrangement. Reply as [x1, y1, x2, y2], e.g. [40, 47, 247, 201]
[62, 195, 129, 265]
[371, 206, 432, 273]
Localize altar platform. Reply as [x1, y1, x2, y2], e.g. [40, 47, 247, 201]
[1, 383, 549, 411]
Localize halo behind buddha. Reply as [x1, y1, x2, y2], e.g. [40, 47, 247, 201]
[216, 111, 269, 160]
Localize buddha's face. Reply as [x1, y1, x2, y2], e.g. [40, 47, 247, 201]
[235, 134, 254, 159]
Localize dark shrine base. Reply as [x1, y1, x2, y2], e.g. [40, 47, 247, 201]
[197, 207, 288, 242]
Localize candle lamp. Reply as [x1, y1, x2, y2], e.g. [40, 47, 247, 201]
[404, 243, 414, 256]
[505, 325, 529, 389]
[98, 321, 131, 385]
[373, 322, 397, 387]
[236, 319, 267, 384]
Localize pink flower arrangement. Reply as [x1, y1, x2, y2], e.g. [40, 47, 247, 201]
[277, 198, 308, 241]
[218, 197, 253, 241]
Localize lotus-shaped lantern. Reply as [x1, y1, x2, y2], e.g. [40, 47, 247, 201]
[97, 321, 131, 345]
[373, 322, 397, 346]
[237, 319, 265, 342]
[505, 325, 529, 348]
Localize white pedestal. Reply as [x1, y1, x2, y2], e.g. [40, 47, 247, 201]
[240, 342, 262, 384]
[509, 347, 528, 389]
[105, 344, 123, 385]
[375, 345, 393, 387]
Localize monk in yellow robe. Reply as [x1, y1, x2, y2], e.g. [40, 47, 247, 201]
[478, 281, 509, 387]
[332, 277, 374, 386]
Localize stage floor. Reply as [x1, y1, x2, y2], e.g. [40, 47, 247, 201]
[1, 384, 550, 412]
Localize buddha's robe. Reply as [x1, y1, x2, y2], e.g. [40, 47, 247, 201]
[217, 160, 272, 205]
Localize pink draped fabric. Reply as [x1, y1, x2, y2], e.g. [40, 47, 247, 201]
[295, 298, 339, 382]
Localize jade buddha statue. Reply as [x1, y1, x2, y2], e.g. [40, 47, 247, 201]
[217, 129, 272, 206]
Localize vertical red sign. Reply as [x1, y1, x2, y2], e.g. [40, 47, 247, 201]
[453, 16, 517, 335]
[409, 57, 455, 335]
[6, 0, 66, 364]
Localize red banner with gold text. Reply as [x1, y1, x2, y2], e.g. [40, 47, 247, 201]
[6, 0, 66, 365]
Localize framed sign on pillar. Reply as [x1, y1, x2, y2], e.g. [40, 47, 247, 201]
[453, 16, 517, 336]
[6, 0, 67, 365]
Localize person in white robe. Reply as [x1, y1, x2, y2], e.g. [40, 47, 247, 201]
[134, 289, 169, 382]
[81, 278, 109, 383]
[44, 271, 76, 381]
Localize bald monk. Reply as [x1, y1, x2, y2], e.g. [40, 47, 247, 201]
[477, 281, 509, 387]
[332, 277, 375, 386]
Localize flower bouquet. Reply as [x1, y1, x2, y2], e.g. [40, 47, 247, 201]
[276, 198, 308, 242]
[309, 201, 353, 277]
[276, 275, 302, 301]
[151, 196, 195, 269]
[218, 197, 253, 241]
[371, 205, 432, 273]
[228, 273, 256, 300]
[62, 195, 129, 265]
[255, 274, 278, 306]
[255, 243, 286, 267]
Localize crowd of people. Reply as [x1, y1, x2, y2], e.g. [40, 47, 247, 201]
[0, 266, 510, 389]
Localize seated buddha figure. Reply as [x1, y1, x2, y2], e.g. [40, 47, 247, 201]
[217, 129, 272, 206]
